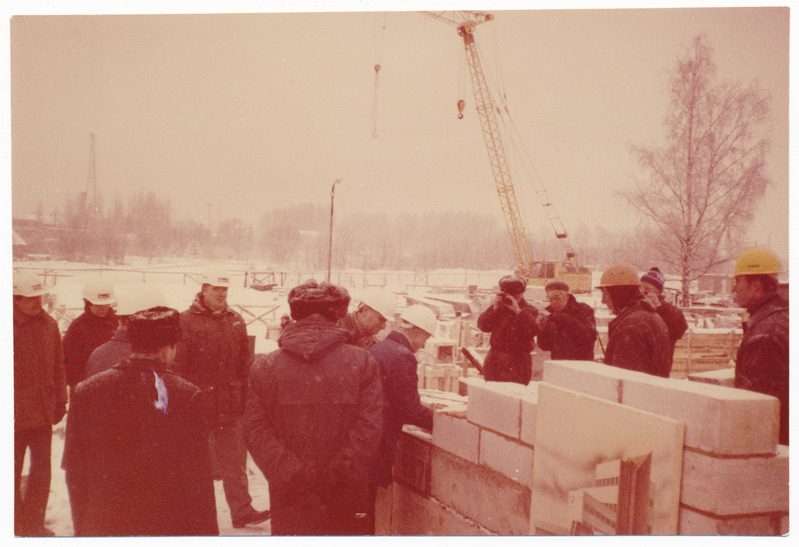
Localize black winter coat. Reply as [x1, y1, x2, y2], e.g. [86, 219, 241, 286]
[368, 331, 433, 486]
[604, 296, 672, 378]
[244, 314, 383, 535]
[63, 304, 119, 387]
[537, 294, 597, 361]
[655, 300, 688, 347]
[735, 293, 789, 445]
[174, 294, 252, 425]
[62, 356, 218, 536]
[477, 298, 540, 384]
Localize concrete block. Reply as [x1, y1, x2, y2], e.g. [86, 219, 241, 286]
[479, 430, 534, 489]
[687, 367, 735, 388]
[432, 410, 480, 464]
[622, 376, 779, 456]
[431, 446, 531, 535]
[388, 481, 491, 536]
[465, 378, 531, 439]
[681, 445, 789, 515]
[678, 505, 786, 536]
[519, 383, 539, 446]
[542, 360, 643, 403]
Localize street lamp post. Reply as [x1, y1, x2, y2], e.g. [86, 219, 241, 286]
[327, 178, 342, 282]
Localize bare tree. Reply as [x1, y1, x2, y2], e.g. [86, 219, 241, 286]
[623, 35, 771, 303]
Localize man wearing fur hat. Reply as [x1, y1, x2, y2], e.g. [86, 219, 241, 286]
[477, 274, 541, 385]
[244, 280, 383, 535]
[640, 267, 688, 357]
[536, 280, 598, 361]
[62, 307, 218, 536]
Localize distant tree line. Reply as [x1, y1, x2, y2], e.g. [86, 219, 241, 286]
[25, 188, 653, 272]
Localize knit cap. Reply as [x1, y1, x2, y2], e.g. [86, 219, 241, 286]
[640, 267, 665, 292]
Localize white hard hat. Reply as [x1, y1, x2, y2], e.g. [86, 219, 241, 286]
[116, 285, 168, 316]
[200, 266, 231, 288]
[13, 271, 49, 297]
[400, 304, 438, 336]
[82, 277, 116, 305]
[360, 287, 396, 321]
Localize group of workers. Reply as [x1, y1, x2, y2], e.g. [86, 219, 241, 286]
[12, 246, 788, 537]
[477, 263, 688, 384]
[478, 248, 788, 448]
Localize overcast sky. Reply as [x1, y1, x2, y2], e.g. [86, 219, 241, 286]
[5, 1, 791, 262]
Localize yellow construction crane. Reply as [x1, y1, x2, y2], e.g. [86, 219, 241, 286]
[422, 11, 592, 292]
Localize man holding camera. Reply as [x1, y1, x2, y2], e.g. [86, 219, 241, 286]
[477, 275, 540, 385]
[536, 280, 597, 361]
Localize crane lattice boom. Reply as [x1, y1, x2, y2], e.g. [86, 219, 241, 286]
[423, 11, 534, 275]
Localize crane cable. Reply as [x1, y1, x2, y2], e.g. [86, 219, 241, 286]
[372, 13, 387, 139]
[480, 33, 573, 255]
[473, 29, 574, 258]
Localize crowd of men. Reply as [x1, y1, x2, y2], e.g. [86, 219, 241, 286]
[13, 247, 788, 536]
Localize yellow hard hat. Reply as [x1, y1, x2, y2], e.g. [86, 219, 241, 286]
[732, 248, 782, 277]
[596, 264, 641, 288]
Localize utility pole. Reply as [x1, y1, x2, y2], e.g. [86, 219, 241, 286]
[327, 178, 342, 282]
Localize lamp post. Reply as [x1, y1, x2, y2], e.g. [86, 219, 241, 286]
[327, 178, 342, 282]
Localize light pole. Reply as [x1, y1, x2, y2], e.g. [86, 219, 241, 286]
[327, 178, 342, 282]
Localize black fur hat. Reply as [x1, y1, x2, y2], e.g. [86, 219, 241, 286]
[288, 280, 351, 321]
[499, 274, 527, 296]
[128, 306, 182, 353]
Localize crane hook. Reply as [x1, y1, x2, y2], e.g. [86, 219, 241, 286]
[457, 99, 465, 119]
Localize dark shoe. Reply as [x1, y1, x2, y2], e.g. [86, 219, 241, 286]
[232, 507, 271, 528]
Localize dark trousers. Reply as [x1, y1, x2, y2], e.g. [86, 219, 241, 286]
[15, 426, 53, 536]
[209, 417, 252, 521]
[483, 349, 532, 385]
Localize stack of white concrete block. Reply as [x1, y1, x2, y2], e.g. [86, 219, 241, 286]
[385, 359, 788, 535]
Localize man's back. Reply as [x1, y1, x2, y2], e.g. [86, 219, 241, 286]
[605, 297, 672, 378]
[245, 314, 383, 535]
[63, 356, 218, 536]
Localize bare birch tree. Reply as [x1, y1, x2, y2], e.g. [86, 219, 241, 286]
[623, 35, 771, 303]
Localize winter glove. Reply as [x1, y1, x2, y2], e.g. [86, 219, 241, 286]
[53, 401, 67, 425]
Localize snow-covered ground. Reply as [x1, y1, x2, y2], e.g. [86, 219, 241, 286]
[34, 421, 272, 537]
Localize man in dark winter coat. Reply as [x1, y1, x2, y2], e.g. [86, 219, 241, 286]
[244, 280, 383, 536]
[63, 277, 119, 391]
[597, 264, 672, 378]
[13, 271, 67, 537]
[732, 248, 789, 445]
[62, 307, 218, 536]
[366, 304, 436, 533]
[536, 280, 597, 361]
[173, 266, 268, 528]
[477, 274, 540, 385]
[85, 285, 167, 379]
[641, 267, 688, 356]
